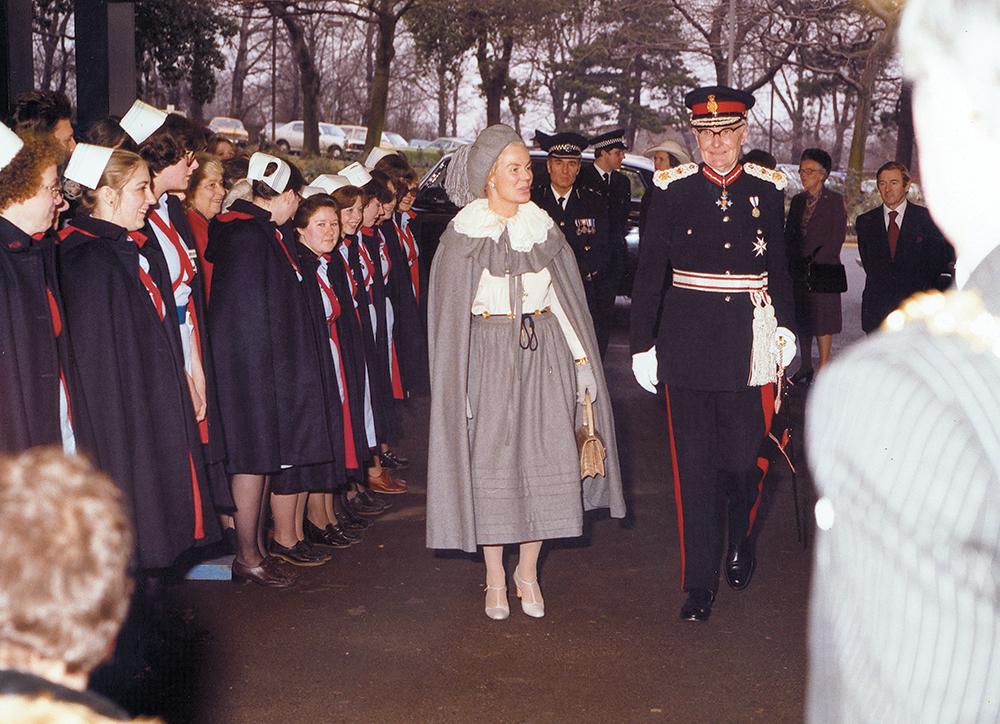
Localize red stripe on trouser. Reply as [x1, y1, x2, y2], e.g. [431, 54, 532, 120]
[664, 385, 686, 590]
[188, 452, 205, 540]
[748, 383, 775, 535]
[390, 341, 404, 399]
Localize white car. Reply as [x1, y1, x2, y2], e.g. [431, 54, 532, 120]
[269, 121, 346, 158]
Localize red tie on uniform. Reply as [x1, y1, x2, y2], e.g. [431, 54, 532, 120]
[887, 210, 900, 260]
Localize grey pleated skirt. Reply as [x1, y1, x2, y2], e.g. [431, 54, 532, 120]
[467, 312, 583, 545]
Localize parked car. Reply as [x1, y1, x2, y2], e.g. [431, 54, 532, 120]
[412, 150, 653, 296]
[408, 138, 431, 149]
[339, 125, 407, 158]
[382, 131, 409, 148]
[427, 136, 473, 152]
[208, 116, 249, 144]
[266, 121, 346, 158]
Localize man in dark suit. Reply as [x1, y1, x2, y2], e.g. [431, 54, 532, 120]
[806, 0, 1000, 720]
[531, 131, 613, 353]
[855, 161, 952, 333]
[578, 129, 631, 356]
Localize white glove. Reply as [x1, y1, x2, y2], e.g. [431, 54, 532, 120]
[631, 346, 659, 394]
[576, 362, 599, 403]
[771, 326, 797, 368]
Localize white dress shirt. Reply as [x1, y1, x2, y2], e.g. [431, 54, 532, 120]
[883, 199, 908, 230]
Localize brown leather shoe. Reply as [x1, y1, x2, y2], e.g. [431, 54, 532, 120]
[231, 557, 294, 588]
[367, 469, 407, 495]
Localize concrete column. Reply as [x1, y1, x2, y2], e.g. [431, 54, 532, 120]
[74, 0, 136, 131]
[0, 0, 35, 119]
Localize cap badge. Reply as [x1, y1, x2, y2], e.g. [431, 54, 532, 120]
[707, 95, 719, 115]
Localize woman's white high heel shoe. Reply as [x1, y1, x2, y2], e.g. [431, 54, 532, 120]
[484, 584, 510, 620]
[513, 569, 545, 618]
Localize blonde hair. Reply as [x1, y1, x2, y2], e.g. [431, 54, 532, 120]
[0, 449, 133, 673]
[79, 149, 146, 213]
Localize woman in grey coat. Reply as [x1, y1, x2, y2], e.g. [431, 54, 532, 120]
[426, 125, 625, 620]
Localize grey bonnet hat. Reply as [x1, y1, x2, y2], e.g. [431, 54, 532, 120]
[444, 124, 523, 207]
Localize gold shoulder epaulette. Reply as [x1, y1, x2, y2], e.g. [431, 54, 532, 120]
[884, 290, 1000, 358]
[743, 162, 787, 191]
[653, 162, 698, 190]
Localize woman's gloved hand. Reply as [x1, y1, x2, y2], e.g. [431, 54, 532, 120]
[576, 362, 598, 403]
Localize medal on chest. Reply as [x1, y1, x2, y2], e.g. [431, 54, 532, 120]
[703, 164, 743, 214]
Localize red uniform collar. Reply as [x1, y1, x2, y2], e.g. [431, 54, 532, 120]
[702, 164, 743, 188]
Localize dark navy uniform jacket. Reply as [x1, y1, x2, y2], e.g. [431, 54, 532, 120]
[578, 164, 630, 256]
[531, 182, 612, 280]
[629, 162, 794, 391]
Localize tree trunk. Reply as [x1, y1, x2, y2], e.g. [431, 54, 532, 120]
[362, 20, 375, 123]
[271, 3, 321, 156]
[363, 4, 398, 157]
[894, 81, 914, 170]
[436, 62, 449, 138]
[451, 81, 458, 136]
[230, 11, 252, 117]
[476, 31, 514, 126]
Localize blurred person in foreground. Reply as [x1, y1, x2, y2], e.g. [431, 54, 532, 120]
[805, 0, 1000, 720]
[0, 448, 133, 720]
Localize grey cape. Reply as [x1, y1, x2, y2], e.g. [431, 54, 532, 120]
[426, 219, 626, 552]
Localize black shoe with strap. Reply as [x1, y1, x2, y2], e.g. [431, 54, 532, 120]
[379, 449, 409, 469]
[679, 588, 715, 622]
[337, 495, 374, 530]
[269, 540, 331, 567]
[304, 518, 352, 549]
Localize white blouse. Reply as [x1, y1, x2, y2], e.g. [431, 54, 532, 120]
[471, 268, 585, 359]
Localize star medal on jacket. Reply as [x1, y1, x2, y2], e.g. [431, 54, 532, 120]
[753, 231, 767, 257]
[749, 195, 760, 218]
[716, 189, 732, 211]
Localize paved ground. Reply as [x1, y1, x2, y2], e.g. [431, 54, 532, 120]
[95, 254, 869, 723]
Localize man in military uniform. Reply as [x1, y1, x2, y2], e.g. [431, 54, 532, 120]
[579, 129, 631, 356]
[531, 131, 613, 352]
[629, 86, 796, 622]
[806, 0, 1000, 719]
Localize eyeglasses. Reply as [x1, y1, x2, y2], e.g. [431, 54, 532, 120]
[695, 124, 744, 142]
[44, 183, 63, 198]
[798, 168, 825, 176]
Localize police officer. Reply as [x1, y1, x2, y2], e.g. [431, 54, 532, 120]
[578, 129, 630, 357]
[629, 86, 797, 622]
[531, 131, 613, 355]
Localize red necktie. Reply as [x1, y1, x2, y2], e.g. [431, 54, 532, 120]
[887, 210, 900, 260]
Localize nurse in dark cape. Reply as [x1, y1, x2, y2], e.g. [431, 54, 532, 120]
[59, 145, 217, 568]
[205, 153, 337, 586]
[426, 124, 626, 620]
[0, 126, 86, 456]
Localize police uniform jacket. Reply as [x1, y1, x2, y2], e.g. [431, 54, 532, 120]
[578, 164, 631, 253]
[531, 182, 613, 279]
[629, 163, 794, 391]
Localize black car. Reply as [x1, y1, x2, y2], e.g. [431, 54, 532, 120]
[411, 150, 654, 296]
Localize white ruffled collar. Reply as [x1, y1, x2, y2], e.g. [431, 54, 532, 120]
[452, 198, 553, 252]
